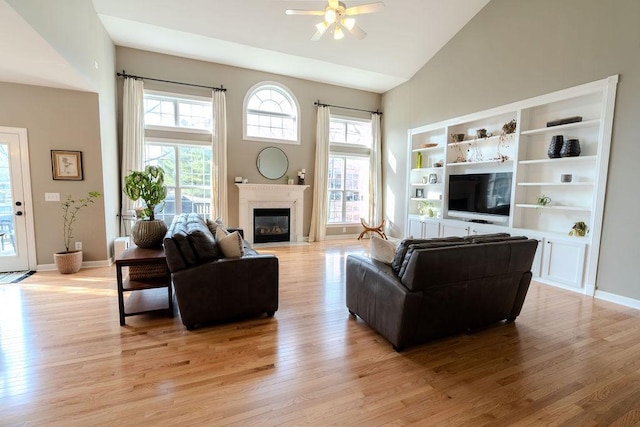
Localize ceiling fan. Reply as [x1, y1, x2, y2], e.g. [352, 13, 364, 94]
[285, 1, 385, 41]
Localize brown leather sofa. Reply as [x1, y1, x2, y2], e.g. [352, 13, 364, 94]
[164, 213, 278, 330]
[346, 234, 538, 350]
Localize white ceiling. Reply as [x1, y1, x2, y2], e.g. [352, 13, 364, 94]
[0, 0, 490, 94]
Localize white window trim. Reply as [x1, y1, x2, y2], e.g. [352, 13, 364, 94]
[243, 81, 301, 145]
[144, 89, 213, 134]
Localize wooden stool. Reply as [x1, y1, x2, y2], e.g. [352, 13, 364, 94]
[358, 218, 387, 240]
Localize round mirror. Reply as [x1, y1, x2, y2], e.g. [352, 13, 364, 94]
[257, 147, 288, 180]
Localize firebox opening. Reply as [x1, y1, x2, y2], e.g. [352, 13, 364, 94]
[253, 208, 291, 243]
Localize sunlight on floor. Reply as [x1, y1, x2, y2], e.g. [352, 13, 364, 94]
[0, 285, 29, 398]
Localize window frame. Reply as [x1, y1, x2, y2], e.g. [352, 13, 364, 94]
[143, 90, 213, 135]
[326, 114, 373, 227]
[243, 81, 301, 145]
[143, 137, 213, 224]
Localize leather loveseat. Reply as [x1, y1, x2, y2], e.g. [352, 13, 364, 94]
[164, 213, 278, 330]
[346, 234, 538, 350]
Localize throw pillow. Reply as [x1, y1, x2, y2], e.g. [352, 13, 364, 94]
[216, 230, 245, 258]
[370, 236, 397, 265]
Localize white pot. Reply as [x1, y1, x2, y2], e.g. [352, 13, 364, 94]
[54, 250, 83, 274]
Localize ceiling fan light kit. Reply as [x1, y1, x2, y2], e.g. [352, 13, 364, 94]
[286, 1, 384, 41]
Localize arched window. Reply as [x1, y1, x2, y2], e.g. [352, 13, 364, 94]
[243, 82, 300, 144]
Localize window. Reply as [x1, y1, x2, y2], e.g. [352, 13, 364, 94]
[244, 82, 300, 144]
[327, 116, 372, 224]
[143, 90, 213, 223]
[144, 91, 212, 131]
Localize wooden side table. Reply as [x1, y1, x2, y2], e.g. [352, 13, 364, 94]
[115, 245, 173, 326]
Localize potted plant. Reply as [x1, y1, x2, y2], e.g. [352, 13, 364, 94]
[54, 191, 101, 274]
[123, 165, 168, 248]
[569, 221, 588, 237]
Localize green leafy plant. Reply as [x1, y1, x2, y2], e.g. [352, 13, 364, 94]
[536, 195, 551, 207]
[61, 191, 101, 253]
[123, 166, 167, 221]
[569, 221, 588, 237]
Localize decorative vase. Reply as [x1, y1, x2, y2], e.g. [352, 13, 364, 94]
[131, 219, 167, 248]
[560, 138, 581, 157]
[547, 135, 563, 158]
[54, 250, 83, 274]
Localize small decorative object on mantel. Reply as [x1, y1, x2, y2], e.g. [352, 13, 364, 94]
[546, 116, 582, 127]
[476, 128, 487, 139]
[560, 138, 581, 157]
[547, 135, 564, 158]
[234, 176, 243, 183]
[569, 221, 588, 237]
[297, 169, 306, 185]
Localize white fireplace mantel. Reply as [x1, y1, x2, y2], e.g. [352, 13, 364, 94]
[236, 184, 309, 244]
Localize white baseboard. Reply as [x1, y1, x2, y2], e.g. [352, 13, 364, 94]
[595, 290, 640, 310]
[37, 259, 112, 272]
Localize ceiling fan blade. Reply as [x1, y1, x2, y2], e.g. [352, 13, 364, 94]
[311, 30, 324, 41]
[345, 1, 385, 15]
[328, 0, 340, 9]
[348, 22, 367, 40]
[285, 9, 324, 16]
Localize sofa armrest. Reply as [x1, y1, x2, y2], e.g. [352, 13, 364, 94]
[346, 255, 422, 349]
[172, 254, 278, 327]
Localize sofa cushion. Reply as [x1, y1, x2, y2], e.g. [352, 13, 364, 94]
[398, 240, 470, 278]
[370, 236, 398, 265]
[187, 227, 221, 262]
[463, 232, 511, 242]
[216, 229, 245, 258]
[391, 237, 463, 274]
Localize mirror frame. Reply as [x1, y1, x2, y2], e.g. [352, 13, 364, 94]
[256, 146, 289, 180]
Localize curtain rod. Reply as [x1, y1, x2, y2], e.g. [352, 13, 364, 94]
[116, 71, 226, 92]
[314, 100, 382, 115]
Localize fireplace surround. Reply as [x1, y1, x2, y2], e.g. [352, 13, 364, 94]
[236, 183, 309, 244]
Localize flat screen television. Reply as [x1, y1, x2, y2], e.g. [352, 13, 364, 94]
[447, 172, 512, 222]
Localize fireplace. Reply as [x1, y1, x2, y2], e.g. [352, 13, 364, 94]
[253, 208, 291, 243]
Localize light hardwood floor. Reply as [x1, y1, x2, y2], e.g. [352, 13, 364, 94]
[1, 239, 639, 426]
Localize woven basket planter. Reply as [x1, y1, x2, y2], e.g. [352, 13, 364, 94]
[54, 250, 83, 274]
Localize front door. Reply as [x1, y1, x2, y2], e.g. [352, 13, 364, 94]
[0, 127, 35, 272]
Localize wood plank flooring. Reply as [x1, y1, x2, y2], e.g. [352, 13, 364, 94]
[1, 239, 639, 425]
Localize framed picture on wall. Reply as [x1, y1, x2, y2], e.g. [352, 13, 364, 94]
[51, 150, 83, 180]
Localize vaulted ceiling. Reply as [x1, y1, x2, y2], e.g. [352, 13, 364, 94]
[1, 0, 490, 94]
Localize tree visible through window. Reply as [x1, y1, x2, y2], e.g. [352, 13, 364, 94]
[327, 116, 372, 224]
[142, 90, 214, 224]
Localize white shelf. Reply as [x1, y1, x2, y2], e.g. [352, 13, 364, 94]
[412, 145, 443, 153]
[447, 134, 509, 147]
[446, 159, 513, 167]
[519, 155, 596, 165]
[517, 182, 594, 187]
[411, 167, 444, 172]
[515, 204, 591, 212]
[520, 119, 601, 135]
[411, 198, 442, 202]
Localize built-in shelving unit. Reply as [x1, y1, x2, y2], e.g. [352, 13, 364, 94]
[405, 75, 618, 295]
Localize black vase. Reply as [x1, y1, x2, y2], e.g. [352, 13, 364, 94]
[547, 135, 563, 158]
[560, 139, 581, 157]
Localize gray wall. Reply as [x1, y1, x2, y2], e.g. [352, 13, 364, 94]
[6, 0, 119, 262]
[0, 82, 107, 263]
[116, 47, 381, 235]
[382, 0, 640, 300]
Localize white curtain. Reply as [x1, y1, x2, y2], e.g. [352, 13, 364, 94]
[369, 112, 383, 226]
[309, 105, 331, 242]
[121, 77, 145, 217]
[212, 90, 228, 224]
